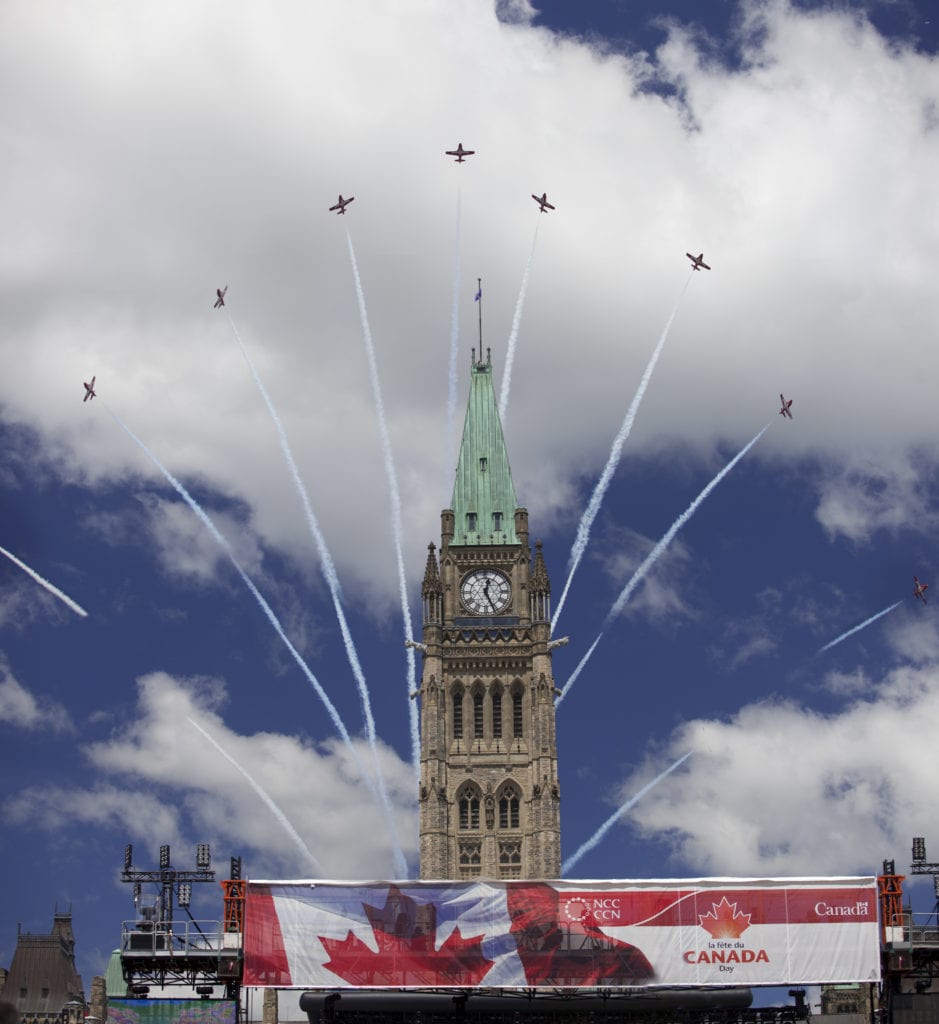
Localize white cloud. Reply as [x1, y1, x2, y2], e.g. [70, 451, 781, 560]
[621, 651, 939, 876]
[141, 494, 266, 584]
[82, 491, 267, 586]
[716, 628, 778, 670]
[0, 585, 47, 631]
[597, 519, 697, 618]
[5, 783, 184, 843]
[7, 672, 418, 877]
[821, 666, 873, 698]
[883, 607, 939, 665]
[0, 655, 72, 732]
[0, 0, 937, 606]
[814, 453, 937, 544]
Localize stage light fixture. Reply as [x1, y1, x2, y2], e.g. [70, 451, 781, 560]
[196, 843, 211, 869]
[913, 837, 926, 862]
[160, 845, 170, 869]
[177, 882, 192, 907]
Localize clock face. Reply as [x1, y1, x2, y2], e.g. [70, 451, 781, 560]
[460, 569, 512, 615]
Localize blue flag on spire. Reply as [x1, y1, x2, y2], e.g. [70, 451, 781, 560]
[474, 285, 482, 302]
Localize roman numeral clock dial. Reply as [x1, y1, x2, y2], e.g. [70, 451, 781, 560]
[460, 569, 511, 615]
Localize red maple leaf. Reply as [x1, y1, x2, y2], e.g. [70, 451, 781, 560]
[698, 896, 752, 939]
[319, 886, 494, 987]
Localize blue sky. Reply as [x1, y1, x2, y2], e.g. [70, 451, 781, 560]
[2, 0, 939, 1000]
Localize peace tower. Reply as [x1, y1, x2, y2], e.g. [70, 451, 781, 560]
[417, 350, 561, 879]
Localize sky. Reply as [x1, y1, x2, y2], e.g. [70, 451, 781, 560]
[2, 0, 939, 999]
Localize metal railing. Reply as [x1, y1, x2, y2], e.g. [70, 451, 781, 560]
[121, 919, 228, 955]
[884, 911, 939, 948]
[904, 911, 939, 947]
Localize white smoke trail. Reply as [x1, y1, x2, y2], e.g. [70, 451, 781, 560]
[604, 423, 771, 626]
[346, 231, 420, 775]
[498, 222, 540, 421]
[226, 314, 364, 714]
[552, 274, 692, 631]
[103, 405, 363, 774]
[562, 752, 692, 875]
[187, 717, 321, 872]
[445, 186, 462, 500]
[555, 634, 601, 707]
[0, 544, 88, 618]
[224, 313, 407, 876]
[558, 424, 770, 706]
[818, 601, 904, 654]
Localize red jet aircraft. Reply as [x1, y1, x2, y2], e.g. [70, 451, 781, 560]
[329, 194, 354, 215]
[82, 376, 96, 402]
[532, 192, 555, 213]
[779, 394, 793, 419]
[686, 252, 711, 271]
[445, 143, 475, 162]
[214, 285, 227, 309]
[913, 576, 929, 604]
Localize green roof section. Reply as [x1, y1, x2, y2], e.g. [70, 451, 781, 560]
[450, 352, 519, 545]
[104, 949, 126, 997]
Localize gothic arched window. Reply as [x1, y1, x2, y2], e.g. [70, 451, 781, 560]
[511, 686, 524, 739]
[498, 782, 521, 829]
[472, 685, 484, 739]
[491, 684, 503, 739]
[452, 685, 464, 740]
[457, 783, 481, 830]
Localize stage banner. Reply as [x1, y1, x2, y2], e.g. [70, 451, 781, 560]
[243, 877, 879, 989]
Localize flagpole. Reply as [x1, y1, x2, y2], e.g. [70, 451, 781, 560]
[477, 277, 482, 354]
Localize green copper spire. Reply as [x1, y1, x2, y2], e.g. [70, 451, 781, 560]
[450, 349, 519, 545]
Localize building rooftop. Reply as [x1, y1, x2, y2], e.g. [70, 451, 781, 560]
[1, 911, 85, 1023]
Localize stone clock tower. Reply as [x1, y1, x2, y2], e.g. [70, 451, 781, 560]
[416, 350, 561, 880]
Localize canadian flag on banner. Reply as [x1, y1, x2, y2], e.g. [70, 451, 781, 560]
[243, 877, 879, 989]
